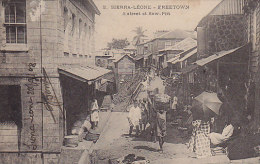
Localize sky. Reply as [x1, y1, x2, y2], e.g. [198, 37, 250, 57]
[94, 0, 221, 50]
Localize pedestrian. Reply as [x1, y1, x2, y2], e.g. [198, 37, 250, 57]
[128, 99, 142, 137]
[171, 96, 178, 111]
[156, 107, 167, 152]
[139, 99, 148, 132]
[188, 119, 212, 158]
[90, 99, 99, 130]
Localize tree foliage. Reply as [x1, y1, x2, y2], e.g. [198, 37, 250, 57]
[132, 26, 147, 46]
[107, 38, 130, 50]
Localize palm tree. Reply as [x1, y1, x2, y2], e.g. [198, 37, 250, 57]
[132, 27, 147, 46]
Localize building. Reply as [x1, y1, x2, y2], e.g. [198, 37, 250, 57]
[179, 0, 250, 115]
[162, 37, 197, 70]
[144, 30, 196, 71]
[95, 54, 113, 68]
[123, 44, 137, 56]
[111, 55, 135, 90]
[244, 0, 260, 130]
[0, 0, 107, 163]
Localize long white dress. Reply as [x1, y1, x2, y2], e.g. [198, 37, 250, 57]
[91, 100, 99, 122]
[128, 106, 142, 127]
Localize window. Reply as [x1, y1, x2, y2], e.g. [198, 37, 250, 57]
[4, 0, 26, 44]
[64, 52, 69, 57]
[71, 13, 75, 35]
[165, 41, 171, 49]
[79, 19, 82, 38]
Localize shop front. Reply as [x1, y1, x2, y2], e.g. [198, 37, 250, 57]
[58, 66, 111, 136]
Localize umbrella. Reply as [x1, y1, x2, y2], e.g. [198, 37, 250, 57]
[194, 91, 223, 115]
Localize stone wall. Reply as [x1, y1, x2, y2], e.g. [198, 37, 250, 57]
[206, 15, 248, 56]
[0, 0, 98, 163]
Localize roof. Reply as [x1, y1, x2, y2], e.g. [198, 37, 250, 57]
[58, 66, 111, 82]
[195, 44, 247, 66]
[86, 0, 101, 15]
[160, 37, 197, 52]
[113, 54, 135, 63]
[178, 49, 197, 62]
[167, 55, 180, 63]
[134, 54, 144, 60]
[138, 29, 196, 46]
[95, 55, 113, 58]
[157, 29, 196, 40]
[108, 55, 123, 61]
[196, 0, 244, 29]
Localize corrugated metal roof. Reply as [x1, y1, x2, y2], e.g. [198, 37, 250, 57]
[160, 37, 197, 52]
[196, 0, 245, 29]
[167, 55, 180, 63]
[58, 66, 111, 82]
[134, 54, 144, 60]
[178, 49, 197, 62]
[195, 45, 246, 66]
[112, 54, 135, 63]
[210, 0, 244, 15]
[180, 64, 198, 74]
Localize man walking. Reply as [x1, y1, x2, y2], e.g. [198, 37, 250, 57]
[128, 99, 142, 136]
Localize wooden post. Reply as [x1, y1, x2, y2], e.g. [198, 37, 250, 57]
[217, 60, 219, 93]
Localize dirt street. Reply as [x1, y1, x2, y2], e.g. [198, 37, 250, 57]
[91, 112, 202, 164]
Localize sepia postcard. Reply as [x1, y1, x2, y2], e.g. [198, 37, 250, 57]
[0, 0, 260, 163]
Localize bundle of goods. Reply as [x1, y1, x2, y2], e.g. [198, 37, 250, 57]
[109, 154, 149, 164]
[153, 94, 170, 111]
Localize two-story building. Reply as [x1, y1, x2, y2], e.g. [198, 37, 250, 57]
[147, 29, 196, 71]
[0, 0, 108, 163]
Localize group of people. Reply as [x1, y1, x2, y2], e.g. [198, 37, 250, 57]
[127, 71, 168, 152]
[127, 98, 167, 152]
[187, 114, 237, 158]
[77, 99, 100, 142]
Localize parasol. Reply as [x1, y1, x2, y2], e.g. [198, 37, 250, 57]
[193, 91, 223, 115]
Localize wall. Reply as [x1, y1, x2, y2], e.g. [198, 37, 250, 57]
[0, 0, 98, 163]
[204, 15, 248, 57]
[250, 2, 260, 129]
[95, 56, 111, 68]
[117, 57, 135, 75]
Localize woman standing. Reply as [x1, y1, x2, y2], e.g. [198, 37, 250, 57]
[188, 119, 212, 158]
[90, 99, 99, 130]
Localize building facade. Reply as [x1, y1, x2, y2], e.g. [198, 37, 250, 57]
[0, 0, 100, 163]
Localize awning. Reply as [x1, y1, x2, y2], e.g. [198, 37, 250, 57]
[195, 45, 247, 66]
[180, 64, 198, 74]
[178, 49, 197, 62]
[135, 55, 144, 60]
[144, 53, 152, 59]
[58, 66, 111, 82]
[167, 55, 180, 64]
[158, 54, 165, 57]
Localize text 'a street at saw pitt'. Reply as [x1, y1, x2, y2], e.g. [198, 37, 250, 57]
[123, 11, 171, 16]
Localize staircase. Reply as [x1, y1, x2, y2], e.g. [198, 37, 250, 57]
[112, 70, 147, 111]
